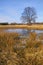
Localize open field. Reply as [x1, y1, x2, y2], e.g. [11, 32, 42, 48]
[0, 32, 43, 65]
[0, 24, 43, 30]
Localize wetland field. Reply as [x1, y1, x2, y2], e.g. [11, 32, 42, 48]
[0, 27, 43, 65]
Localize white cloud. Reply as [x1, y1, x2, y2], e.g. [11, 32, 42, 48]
[0, 15, 15, 23]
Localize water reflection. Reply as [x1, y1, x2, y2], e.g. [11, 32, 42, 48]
[2, 29, 35, 36]
[22, 29, 32, 35]
[0, 29, 43, 35]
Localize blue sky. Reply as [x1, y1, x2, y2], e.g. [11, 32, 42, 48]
[0, 0, 43, 23]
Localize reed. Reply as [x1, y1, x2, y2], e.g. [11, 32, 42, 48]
[0, 32, 43, 65]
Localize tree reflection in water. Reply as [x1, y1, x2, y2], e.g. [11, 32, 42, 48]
[22, 29, 35, 36]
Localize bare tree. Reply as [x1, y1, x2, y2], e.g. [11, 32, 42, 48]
[21, 7, 37, 24]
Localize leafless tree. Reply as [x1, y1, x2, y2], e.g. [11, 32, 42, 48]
[21, 7, 37, 24]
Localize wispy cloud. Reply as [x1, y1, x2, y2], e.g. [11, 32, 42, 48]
[0, 5, 20, 23]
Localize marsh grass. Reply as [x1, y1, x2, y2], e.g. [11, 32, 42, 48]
[0, 32, 43, 65]
[0, 25, 43, 30]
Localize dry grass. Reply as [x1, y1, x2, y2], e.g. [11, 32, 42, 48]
[0, 32, 43, 65]
[0, 24, 43, 30]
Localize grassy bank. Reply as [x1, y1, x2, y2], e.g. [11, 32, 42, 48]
[0, 24, 43, 30]
[0, 32, 43, 65]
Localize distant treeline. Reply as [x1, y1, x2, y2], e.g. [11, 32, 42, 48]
[0, 23, 8, 25]
[0, 22, 43, 25]
[9, 23, 43, 25]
